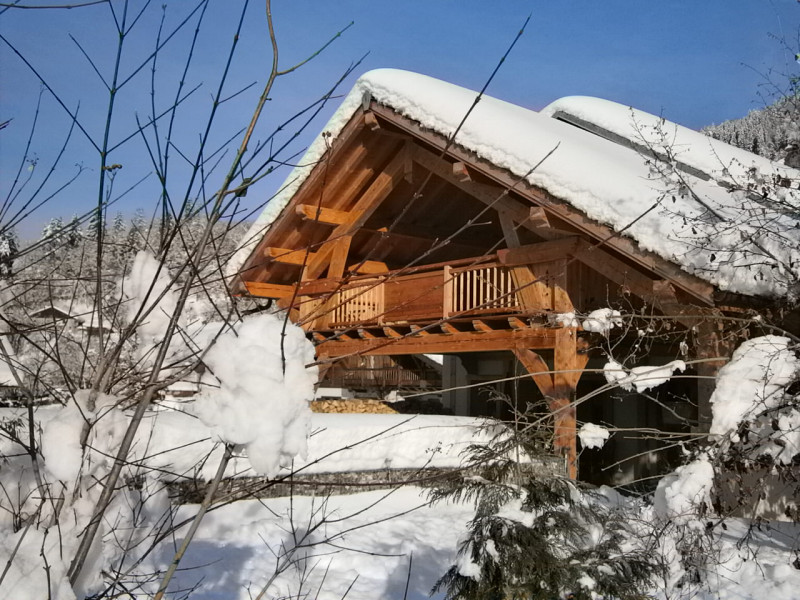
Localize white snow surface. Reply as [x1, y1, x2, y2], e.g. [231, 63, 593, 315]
[144, 487, 475, 600]
[709, 335, 800, 463]
[230, 69, 800, 298]
[541, 95, 795, 186]
[194, 313, 317, 476]
[653, 456, 715, 529]
[122, 251, 178, 360]
[3, 402, 800, 599]
[581, 308, 623, 336]
[710, 335, 799, 436]
[578, 422, 610, 450]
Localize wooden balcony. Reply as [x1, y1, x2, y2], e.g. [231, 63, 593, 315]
[298, 256, 569, 332]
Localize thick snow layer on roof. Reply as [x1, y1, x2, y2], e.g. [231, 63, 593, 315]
[231, 69, 800, 298]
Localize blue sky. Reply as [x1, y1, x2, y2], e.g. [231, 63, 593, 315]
[1, 1, 798, 239]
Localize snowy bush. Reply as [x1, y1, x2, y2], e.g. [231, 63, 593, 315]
[429, 413, 656, 600]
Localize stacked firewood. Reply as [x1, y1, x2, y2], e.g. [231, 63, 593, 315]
[309, 399, 397, 414]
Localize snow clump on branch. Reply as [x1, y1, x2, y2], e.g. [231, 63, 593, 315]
[578, 422, 610, 449]
[603, 358, 686, 393]
[121, 250, 179, 361]
[581, 308, 623, 336]
[194, 313, 317, 476]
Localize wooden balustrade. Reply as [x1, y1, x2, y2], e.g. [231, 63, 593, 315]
[304, 258, 568, 328]
[330, 281, 385, 325]
[446, 263, 520, 316]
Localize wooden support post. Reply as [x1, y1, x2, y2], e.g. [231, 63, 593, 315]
[512, 348, 555, 398]
[498, 209, 521, 248]
[551, 327, 588, 479]
[515, 328, 588, 479]
[328, 236, 352, 279]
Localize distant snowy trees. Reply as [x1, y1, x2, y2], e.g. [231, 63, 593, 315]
[703, 93, 799, 166]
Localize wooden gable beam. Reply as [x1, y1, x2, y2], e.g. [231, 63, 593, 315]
[303, 152, 407, 280]
[243, 281, 296, 299]
[410, 144, 533, 226]
[236, 110, 370, 289]
[265, 246, 388, 274]
[295, 204, 362, 226]
[315, 326, 557, 357]
[573, 242, 655, 300]
[497, 238, 657, 301]
[265, 247, 311, 265]
[498, 237, 582, 266]
[264, 246, 389, 278]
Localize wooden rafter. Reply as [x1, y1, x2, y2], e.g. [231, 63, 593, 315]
[303, 152, 407, 280]
[472, 320, 494, 333]
[375, 102, 716, 305]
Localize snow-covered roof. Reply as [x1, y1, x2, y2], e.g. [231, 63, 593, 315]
[231, 69, 800, 299]
[540, 95, 790, 188]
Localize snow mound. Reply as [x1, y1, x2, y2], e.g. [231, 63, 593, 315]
[653, 456, 715, 528]
[709, 335, 800, 464]
[710, 335, 799, 436]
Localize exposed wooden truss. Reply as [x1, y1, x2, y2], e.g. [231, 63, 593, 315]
[232, 101, 748, 481]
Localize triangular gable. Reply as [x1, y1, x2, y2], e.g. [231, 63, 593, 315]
[230, 69, 799, 301]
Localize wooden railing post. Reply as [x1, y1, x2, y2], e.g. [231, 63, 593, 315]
[443, 265, 453, 318]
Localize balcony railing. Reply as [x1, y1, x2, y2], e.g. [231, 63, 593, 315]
[446, 263, 520, 316]
[301, 255, 565, 330]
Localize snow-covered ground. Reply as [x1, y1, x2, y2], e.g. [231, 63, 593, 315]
[142, 487, 800, 600]
[2, 325, 799, 599]
[143, 487, 474, 600]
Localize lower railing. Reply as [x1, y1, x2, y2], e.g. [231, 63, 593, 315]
[325, 366, 440, 390]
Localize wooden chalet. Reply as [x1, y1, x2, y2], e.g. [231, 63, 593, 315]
[230, 70, 797, 481]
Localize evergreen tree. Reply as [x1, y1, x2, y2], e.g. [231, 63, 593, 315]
[0, 228, 18, 277]
[86, 207, 105, 241]
[430, 411, 655, 600]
